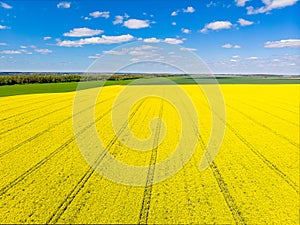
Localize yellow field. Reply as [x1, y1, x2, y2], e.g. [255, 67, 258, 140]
[0, 84, 299, 224]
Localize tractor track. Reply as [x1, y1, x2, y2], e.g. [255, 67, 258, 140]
[46, 98, 147, 224]
[0, 95, 115, 158]
[0, 92, 132, 197]
[138, 100, 164, 225]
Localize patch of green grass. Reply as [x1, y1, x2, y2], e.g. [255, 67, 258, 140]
[0, 80, 133, 97]
[0, 76, 299, 97]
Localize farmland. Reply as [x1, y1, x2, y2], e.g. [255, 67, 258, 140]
[0, 82, 299, 224]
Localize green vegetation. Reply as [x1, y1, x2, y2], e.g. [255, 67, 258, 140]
[0, 74, 299, 97]
[0, 74, 149, 86]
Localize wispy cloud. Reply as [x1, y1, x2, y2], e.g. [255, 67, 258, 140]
[143, 37, 160, 43]
[0, 25, 10, 29]
[89, 11, 110, 19]
[180, 47, 197, 51]
[56, 34, 134, 47]
[35, 48, 53, 54]
[181, 28, 191, 34]
[113, 15, 124, 25]
[0, 42, 7, 46]
[183, 6, 195, 13]
[200, 21, 232, 33]
[264, 39, 300, 48]
[43, 36, 52, 41]
[235, 0, 250, 7]
[171, 10, 179, 16]
[237, 18, 254, 26]
[0, 1, 12, 9]
[143, 37, 184, 44]
[88, 54, 101, 59]
[247, 56, 259, 60]
[222, 43, 241, 48]
[57, 2, 71, 9]
[63, 28, 104, 37]
[1, 50, 22, 54]
[123, 19, 150, 29]
[247, 0, 298, 14]
[164, 38, 183, 44]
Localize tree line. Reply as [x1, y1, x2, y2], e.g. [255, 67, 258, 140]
[0, 74, 168, 86]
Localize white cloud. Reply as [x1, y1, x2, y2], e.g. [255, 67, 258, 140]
[84, 17, 91, 20]
[247, 56, 259, 60]
[1, 50, 22, 54]
[43, 36, 52, 40]
[0, 1, 12, 9]
[0, 42, 7, 46]
[222, 43, 241, 48]
[171, 10, 179, 16]
[235, 0, 250, 7]
[103, 49, 128, 55]
[264, 39, 300, 48]
[56, 34, 134, 47]
[88, 54, 101, 59]
[63, 28, 104, 37]
[143, 37, 183, 44]
[183, 6, 195, 13]
[35, 48, 53, 54]
[232, 55, 240, 58]
[237, 18, 254, 26]
[200, 21, 232, 33]
[230, 59, 238, 62]
[113, 15, 124, 25]
[180, 47, 197, 51]
[222, 43, 233, 48]
[206, 1, 217, 7]
[89, 11, 110, 19]
[247, 0, 298, 14]
[123, 19, 150, 29]
[172, 22, 176, 26]
[20, 45, 27, 49]
[57, 2, 71, 9]
[0, 25, 9, 29]
[102, 45, 159, 58]
[164, 38, 183, 44]
[181, 28, 191, 34]
[143, 37, 161, 43]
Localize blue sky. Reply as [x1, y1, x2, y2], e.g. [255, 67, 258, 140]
[0, 0, 299, 74]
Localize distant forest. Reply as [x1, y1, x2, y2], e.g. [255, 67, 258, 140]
[0, 74, 164, 86]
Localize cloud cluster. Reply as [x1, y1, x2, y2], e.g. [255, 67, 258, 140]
[235, 0, 250, 7]
[89, 11, 110, 19]
[183, 6, 195, 13]
[171, 6, 195, 16]
[113, 15, 124, 25]
[63, 28, 104, 37]
[34, 49, 53, 54]
[123, 19, 150, 29]
[264, 39, 300, 48]
[57, 2, 71, 9]
[142, 37, 184, 44]
[200, 21, 232, 33]
[57, 34, 134, 47]
[0, 1, 12, 9]
[0, 46, 52, 55]
[222, 43, 241, 48]
[237, 18, 254, 26]
[246, 0, 298, 14]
